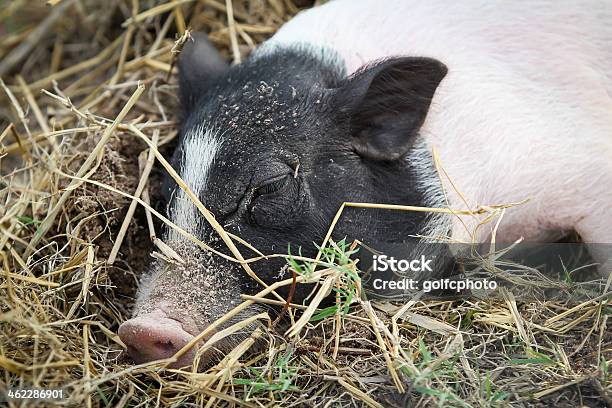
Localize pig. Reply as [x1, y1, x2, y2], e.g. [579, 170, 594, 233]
[118, 0, 612, 368]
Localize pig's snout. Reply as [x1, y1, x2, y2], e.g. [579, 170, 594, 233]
[118, 309, 204, 368]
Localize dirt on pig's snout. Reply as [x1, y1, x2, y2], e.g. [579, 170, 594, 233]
[120, 240, 266, 368]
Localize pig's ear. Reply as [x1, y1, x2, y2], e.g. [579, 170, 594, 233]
[336, 57, 447, 161]
[178, 33, 229, 111]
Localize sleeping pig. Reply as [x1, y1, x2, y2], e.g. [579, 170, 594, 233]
[118, 0, 612, 367]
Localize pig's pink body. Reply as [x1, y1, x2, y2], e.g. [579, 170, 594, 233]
[263, 0, 612, 246]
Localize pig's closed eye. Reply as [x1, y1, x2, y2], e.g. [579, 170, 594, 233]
[248, 173, 302, 228]
[253, 174, 290, 198]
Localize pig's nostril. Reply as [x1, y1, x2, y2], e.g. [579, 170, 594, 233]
[155, 340, 178, 352]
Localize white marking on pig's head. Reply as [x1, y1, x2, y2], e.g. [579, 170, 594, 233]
[167, 123, 222, 243]
[406, 137, 451, 242]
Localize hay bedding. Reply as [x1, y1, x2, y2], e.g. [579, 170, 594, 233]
[0, 1, 609, 407]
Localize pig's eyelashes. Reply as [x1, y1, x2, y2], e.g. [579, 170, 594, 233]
[253, 174, 291, 198]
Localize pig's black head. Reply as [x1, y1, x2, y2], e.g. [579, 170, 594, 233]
[172, 33, 448, 253]
[119, 33, 448, 369]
